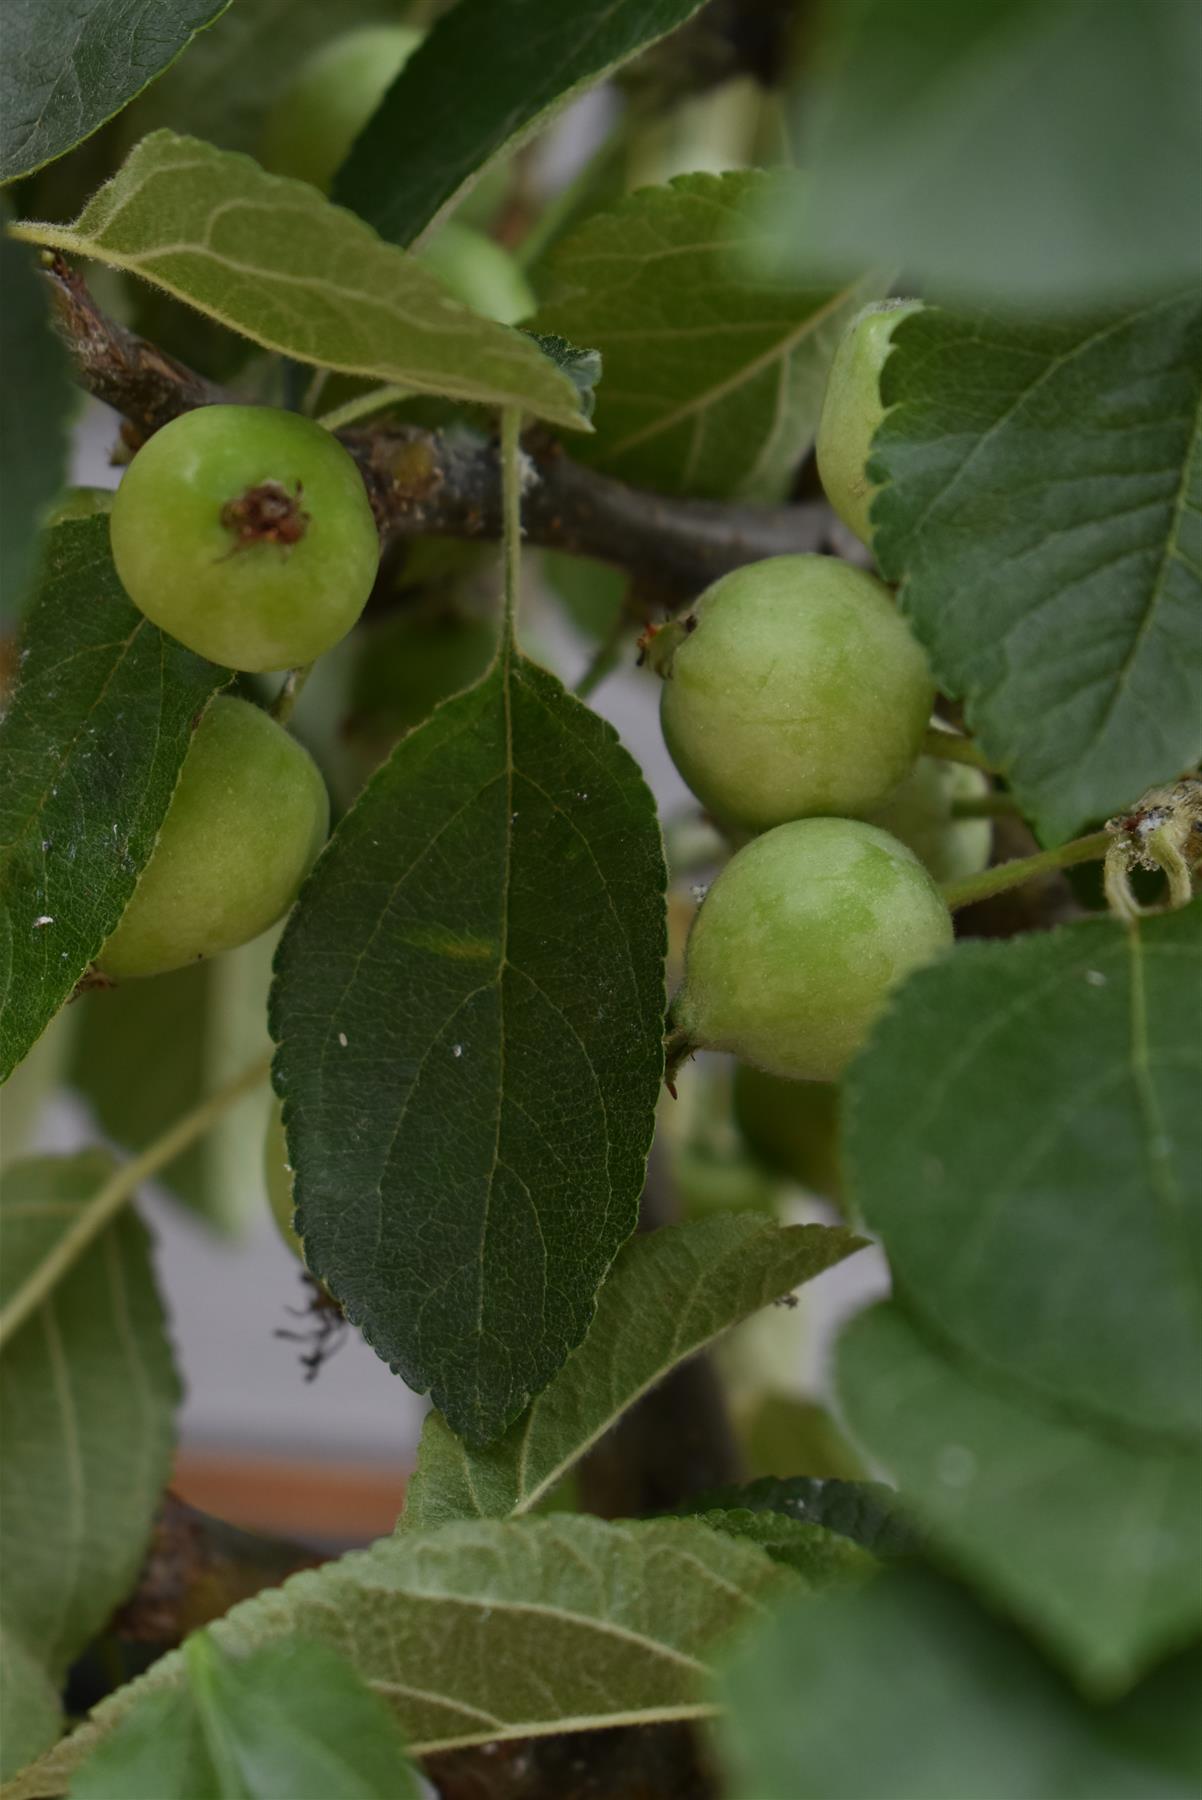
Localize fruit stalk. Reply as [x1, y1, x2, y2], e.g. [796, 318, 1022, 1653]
[941, 830, 1111, 911]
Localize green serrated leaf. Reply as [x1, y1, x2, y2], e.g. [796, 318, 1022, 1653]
[716, 1567, 1202, 1800]
[10, 1517, 792, 1796]
[403, 1215, 862, 1528]
[845, 906, 1202, 1443]
[11, 133, 588, 430]
[70, 1638, 420, 1800]
[871, 298, 1202, 842]
[270, 647, 666, 1445]
[0, 519, 228, 1083]
[532, 171, 882, 500]
[0, 234, 75, 623]
[0, 1, 231, 184]
[690, 1509, 877, 1585]
[0, 1153, 179, 1778]
[673, 1475, 921, 1561]
[838, 1303, 1202, 1697]
[332, 0, 708, 247]
[790, 0, 1202, 305]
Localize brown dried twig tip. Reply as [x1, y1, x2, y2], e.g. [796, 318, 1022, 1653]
[40, 258, 830, 605]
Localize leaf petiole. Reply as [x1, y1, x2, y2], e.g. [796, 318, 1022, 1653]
[941, 830, 1111, 912]
[922, 726, 996, 773]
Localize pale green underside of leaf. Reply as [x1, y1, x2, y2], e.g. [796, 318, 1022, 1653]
[0, 519, 227, 1083]
[533, 170, 882, 501]
[7, 1517, 794, 1796]
[10, 133, 588, 429]
[0, 0, 231, 184]
[871, 296, 1202, 842]
[845, 906, 1202, 1442]
[333, 0, 709, 248]
[0, 1153, 179, 1779]
[790, 0, 1202, 305]
[837, 1303, 1202, 1697]
[716, 1566, 1202, 1800]
[70, 1640, 421, 1800]
[404, 1214, 862, 1529]
[270, 645, 667, 1447]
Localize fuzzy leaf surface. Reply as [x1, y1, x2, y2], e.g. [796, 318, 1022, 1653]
[533, 171, 880, 500]
[872, 298, 1202, 841]
[0, 1153, 178, 1778]
[0, 519, 226, 1081]
[70, 1639, 420, 1799]
[790, 0, 1202, 304]
[333, 0, 707, 246]
[846, 907, 1202, 1440]
[11, 1517, 792, 1795]
[0, 0, 229, 182]
[0, 235, 74, 622]
[12, 133, 588, 429]
[403, 1215, 862, 1528]
[838, 1303, 1202, 1696]
[717, 1568, 1202, 1800]
[270, 650, 666, 1445]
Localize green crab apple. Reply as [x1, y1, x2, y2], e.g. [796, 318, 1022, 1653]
[816, 298, 922, 550]
[109, 406, 380, 672]
[264, 1103, 305, 1264]
[419, 221, 535, 324]
[868, 750, 992, 884]
[96, 697, 328, 980]
[733, 1065, 843, 1203]
[658, 554, 933, 832]
[673, 817, 952, 1082]
[261, 25, 423, 193]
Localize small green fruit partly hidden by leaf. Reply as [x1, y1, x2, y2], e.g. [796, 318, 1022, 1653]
[675, 818, 952, 1081]
[418, 222, 535, 324]
[260, 25, 424, 193]
[96, 698, 328, 981]
[733, 1065, 843, 1203]
[264, 1102, 304, 1264]
[869, 752, 993, 884]
[816, 298, 923, 550]
[109, 406, 380, 672]
[659, 554, 933, 832]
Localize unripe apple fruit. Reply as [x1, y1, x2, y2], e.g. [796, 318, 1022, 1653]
[868, 752, 992, 885]
[110, 406, 380, 673]
[674, 817, 952, 1081]
[261, 26, 424, 194]
[732, 1065, 842, 1203]
[418, 222, 535, 324]
[97, 697, 328, 980]
[659, 554, 933, 833]
[817, 299, 923, 550]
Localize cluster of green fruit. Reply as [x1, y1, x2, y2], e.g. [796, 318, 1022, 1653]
[663, 302, 992, 1190]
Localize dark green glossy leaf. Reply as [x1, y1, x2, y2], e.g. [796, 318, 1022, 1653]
[333, 0, 707, 246]
[838, 1304, 1202, 1696]
[790, 0, 1202, 304]
[690, 1510, 876, 1585]
[0, 234, 74, 623]
[717, 1567, 1202, 1800]
[533, 171, 881, 500]
[673, 1475, 921, 1561]
[845, 907, 1202, 1442]
[270, 646, 666, 1445]
[0, 0, 231, 183]
[71, 1637, 420, 1799]
[12, 1518, 790, 1795]
[0, 520, 227, 1082]
[403, 1216, 862, 1528]
[871, 298, 1202, 842]
[0, 1153, 178, 1778]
